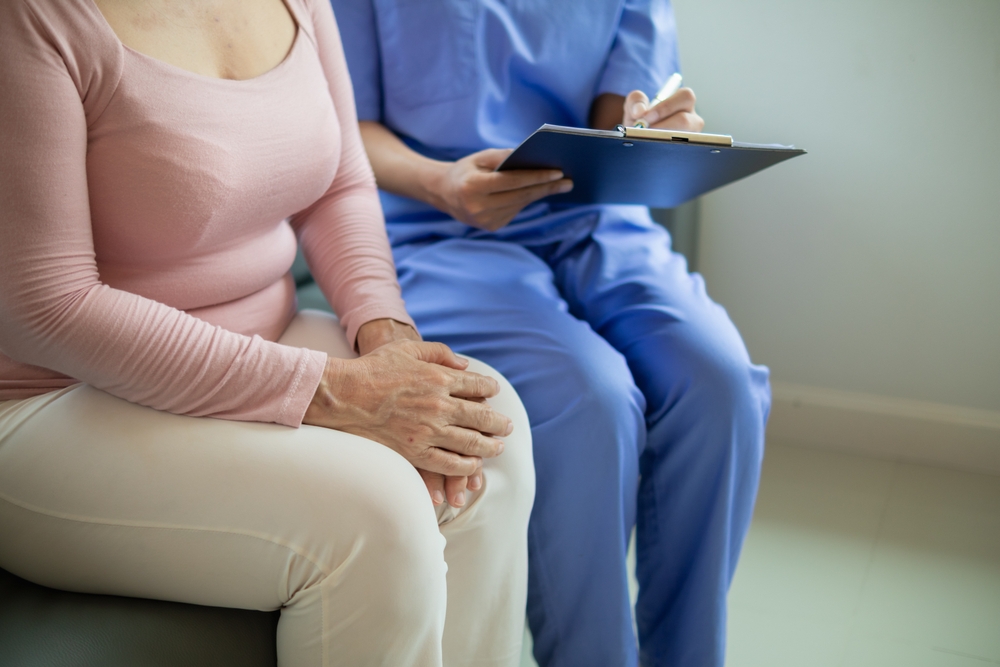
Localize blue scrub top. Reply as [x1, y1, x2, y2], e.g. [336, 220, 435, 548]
[330, 0, 680, 225]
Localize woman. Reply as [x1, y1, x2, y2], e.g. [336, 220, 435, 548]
[0, 0, 534, 665]
[330, 1, 770, 666]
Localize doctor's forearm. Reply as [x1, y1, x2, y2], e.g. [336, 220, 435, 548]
[358, 120, 571, 230]
[358, 121, 449, 208]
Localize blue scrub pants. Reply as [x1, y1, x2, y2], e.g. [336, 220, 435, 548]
[389, 205, 769, 667]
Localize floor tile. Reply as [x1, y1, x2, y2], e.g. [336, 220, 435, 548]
[522, 443, 1000, 667]
[842, 636, 1000, 667]
[729, 443, 897, 624]
[520, 624, 536, 667]
[727, 608, 851, 667]
[850, 463, 1000, 662]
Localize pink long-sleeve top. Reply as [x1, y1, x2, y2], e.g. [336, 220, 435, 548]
[0, 0, 414, 427]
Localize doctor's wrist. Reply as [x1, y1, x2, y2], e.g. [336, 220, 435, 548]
[416, 158, 453, 212]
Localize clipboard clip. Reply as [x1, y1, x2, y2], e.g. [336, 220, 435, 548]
[617, 124, 733, 147]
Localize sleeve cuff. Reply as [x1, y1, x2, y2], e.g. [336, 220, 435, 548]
[340, 302, 416, 350]
[275, 348, 328, 428]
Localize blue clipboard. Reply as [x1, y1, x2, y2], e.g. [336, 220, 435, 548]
[498, 124, 805, 208]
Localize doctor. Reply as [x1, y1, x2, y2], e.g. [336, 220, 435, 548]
[329, 1, 769, 665]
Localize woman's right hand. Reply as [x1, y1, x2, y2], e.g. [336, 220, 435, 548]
[418, 466, 482, 508]
[303, 340, 512, 477]
[424, 148, 573, 231]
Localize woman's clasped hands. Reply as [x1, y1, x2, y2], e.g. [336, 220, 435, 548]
[303, 318, 508, 508]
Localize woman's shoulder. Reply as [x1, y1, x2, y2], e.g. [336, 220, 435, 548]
[288, 0, 357, 44]
[2, 0, 117, 49]
[284, 0, 321, 38]
[1, 0, 123, 118]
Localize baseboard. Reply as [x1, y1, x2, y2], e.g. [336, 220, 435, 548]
[766, 381, 1000, 475]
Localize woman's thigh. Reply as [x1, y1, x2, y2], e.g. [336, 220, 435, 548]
[0, 308, 534, 593]
[0, 384, 443, 609]
[0, 311, 443, 611]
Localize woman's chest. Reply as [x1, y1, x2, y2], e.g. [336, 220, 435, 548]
[85, 38, 339, 263]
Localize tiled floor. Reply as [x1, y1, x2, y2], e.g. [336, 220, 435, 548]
[520, 441, 1000, 666]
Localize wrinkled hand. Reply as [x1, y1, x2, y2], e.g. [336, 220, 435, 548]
[418, 465, 483, 508]
[622, 87, 705, 132]
[356, 318, 421, 356]
[427, 148, 573, 231]
[304, 339, 512, 478]
[353, 319, 483, 507]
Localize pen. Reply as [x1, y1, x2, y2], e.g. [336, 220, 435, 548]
[634, 72, 683, 128]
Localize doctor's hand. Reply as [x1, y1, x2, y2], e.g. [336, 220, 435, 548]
[622, 88, 704, 132]
[425, 148, 573, 231]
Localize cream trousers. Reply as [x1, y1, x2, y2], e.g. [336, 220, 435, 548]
[0, 310, 535, 667]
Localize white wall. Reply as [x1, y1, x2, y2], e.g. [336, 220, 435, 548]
[672, 0, 1000, 417]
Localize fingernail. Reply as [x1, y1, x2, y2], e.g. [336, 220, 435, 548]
[497, 440, 505, 455]
[469, 476, 482, 491]
[505, 421, 513, 436]
[432, 490, 444, 505]
[631, 103, 646, 118]
[454, 491, 466, 507]
[551, 171, 564, 181]
[557, 182, 573, 193]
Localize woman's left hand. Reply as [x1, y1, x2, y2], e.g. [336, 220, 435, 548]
[356, 318, 482, 508]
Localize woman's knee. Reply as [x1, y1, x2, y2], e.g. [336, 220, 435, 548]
[463, 357, 535, 516]
[287, 439, 447, 611]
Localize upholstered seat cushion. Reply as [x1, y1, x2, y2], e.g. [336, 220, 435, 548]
[0, 567, 278, 667]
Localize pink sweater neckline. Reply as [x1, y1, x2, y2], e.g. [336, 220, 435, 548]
[89, 0, 306, 86]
